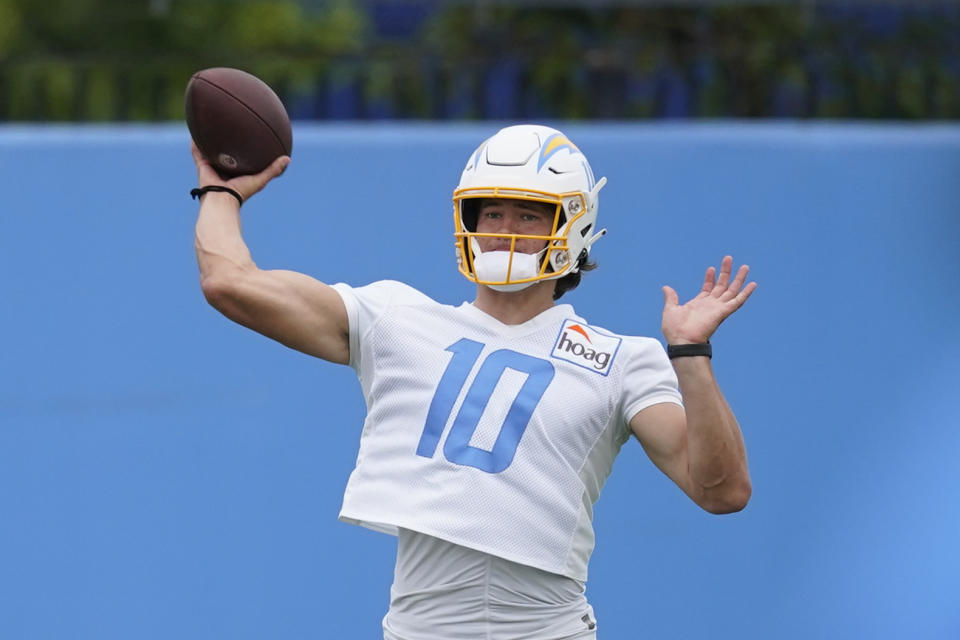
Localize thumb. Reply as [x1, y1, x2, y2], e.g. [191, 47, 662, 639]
[269, 154, 291, 178]
[231, 155, 291, 200]
[253, 155, 290, 185]
[662, 285, 679, 309]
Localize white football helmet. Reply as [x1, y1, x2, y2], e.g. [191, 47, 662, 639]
[454, 124, 607, 291]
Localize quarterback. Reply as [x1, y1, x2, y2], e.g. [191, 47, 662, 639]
[190, 125, 755, 639]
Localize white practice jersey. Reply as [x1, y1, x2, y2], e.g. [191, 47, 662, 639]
[332, 280, 682, 581]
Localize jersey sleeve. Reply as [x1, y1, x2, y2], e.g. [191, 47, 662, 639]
[620, 337, 684, 424]
[331, 280, 433, 373]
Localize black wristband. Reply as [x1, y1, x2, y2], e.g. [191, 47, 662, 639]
[667, 342, 712, 359]
[190, 185, 243, 206]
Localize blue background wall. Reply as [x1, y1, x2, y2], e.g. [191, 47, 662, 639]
[1, 122, 959, 639]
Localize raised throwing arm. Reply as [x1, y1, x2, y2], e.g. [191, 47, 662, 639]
[630, 256, 756, 514]
[191, 142, 350, 365]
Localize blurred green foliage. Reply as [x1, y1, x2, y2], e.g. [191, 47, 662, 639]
[0, 0, 369, 120]
[0, 0, 956, 121]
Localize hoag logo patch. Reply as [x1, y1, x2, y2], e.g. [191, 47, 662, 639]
[550, 320, 621, 376]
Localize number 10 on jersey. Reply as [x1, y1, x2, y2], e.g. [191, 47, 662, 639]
[416, 338, 555, 473]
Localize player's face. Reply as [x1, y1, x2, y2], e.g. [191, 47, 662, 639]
[474, 199, 556, 254]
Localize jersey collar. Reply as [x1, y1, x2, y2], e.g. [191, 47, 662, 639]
[459, 301, 576, 336]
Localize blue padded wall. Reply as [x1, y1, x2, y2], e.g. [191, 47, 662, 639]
[1, 122, 958, 639]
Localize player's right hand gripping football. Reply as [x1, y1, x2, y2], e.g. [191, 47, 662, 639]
[190, 140, 290, 204]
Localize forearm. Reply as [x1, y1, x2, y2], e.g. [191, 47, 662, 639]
[673, 356, 750, 512]
[194, 192, 256, 280]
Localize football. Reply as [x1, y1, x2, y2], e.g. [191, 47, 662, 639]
[185, 67, 293, 177]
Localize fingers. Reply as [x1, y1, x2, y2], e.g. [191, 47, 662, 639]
[733, 281, 758, 307]
[190, 139, 226, 187]
[190, 140, 203, 166]
[190, 139, 211, 168]
[702, 255, 757, 308]
[720, 263, 751, 300]
[711, 255, 733, 297]
[720, 259, 757, 310]
[700, 266, 716, 295]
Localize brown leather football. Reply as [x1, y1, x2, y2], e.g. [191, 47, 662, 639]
[185, 67, 293, 177]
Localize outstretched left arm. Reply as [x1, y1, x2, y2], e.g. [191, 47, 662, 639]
[630, 256, 756, 514]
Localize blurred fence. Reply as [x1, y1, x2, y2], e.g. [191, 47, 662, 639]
[0, 1, 957, 121]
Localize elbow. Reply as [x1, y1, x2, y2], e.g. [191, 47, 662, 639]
[200, 271, 243, 314]
[701, 477, 752, 515]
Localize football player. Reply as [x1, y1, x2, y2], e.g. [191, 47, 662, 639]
[190, 124, 755, 639]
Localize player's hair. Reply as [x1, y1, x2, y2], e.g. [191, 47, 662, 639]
[553, 255, 597, 300]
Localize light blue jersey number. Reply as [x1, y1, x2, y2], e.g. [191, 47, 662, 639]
[416, 338, 555, 473]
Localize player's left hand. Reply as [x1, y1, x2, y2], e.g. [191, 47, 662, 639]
[661, 255, 757, 345]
